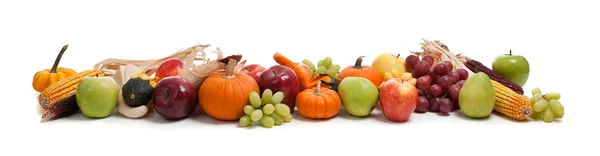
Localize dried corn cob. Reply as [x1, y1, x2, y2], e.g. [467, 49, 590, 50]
[463, 59, 524, 94]
[490, 80, 532, 120]
[38, 69, 105, 120]
[41, 94, 78, 121]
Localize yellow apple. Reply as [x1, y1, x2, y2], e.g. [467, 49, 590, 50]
[371, 53, 406, 77]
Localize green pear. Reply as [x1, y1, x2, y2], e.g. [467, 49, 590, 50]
[458, 72, 496, 118]
[338, 77, 379, 117]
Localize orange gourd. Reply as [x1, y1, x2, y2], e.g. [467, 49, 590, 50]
[198, 59, 260, 121]
[32, 45, 77, 92]
[273, 52, 329, 91]
[338, 56, 382, 86]
[296, 81, 342, 119]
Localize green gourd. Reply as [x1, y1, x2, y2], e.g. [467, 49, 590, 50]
[122, 73, 156, 107]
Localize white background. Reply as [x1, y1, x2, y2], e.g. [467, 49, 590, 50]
[1, 0, 598, 155]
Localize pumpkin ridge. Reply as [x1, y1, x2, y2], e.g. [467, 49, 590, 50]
[324, 93, 333, 118]
[231, 77, 242, 119]
[221, 78, 230, 119]
[314, 97, 321, 118]
[323, 94, 330, 119]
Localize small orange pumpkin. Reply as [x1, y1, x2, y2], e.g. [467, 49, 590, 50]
[338, 56, 382, 86]
[32, 45, 77, 92]
[198, 58, 260, 121]
[296, 81, 342, 119]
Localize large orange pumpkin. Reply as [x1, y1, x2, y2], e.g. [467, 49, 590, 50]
[296, 81, 341, 119]
[198, 59, 260, 121]
[338, 56, 382, 86]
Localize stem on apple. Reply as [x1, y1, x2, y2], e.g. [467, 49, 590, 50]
[315, 81, 322, 96]
[509, 50, 512, 56]
[396, 54, 401, 58]
[353, 56, 365, 69]
[50, 45, 69, 73]
[223, 59, 238, 79]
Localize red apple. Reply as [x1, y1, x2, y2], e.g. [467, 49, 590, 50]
[259, 65, 300, 112]
[152, 76, 197, 120]
[379, 78, 419, 122]
[239, 64, 265, 84]
[156, 58, 184, 80]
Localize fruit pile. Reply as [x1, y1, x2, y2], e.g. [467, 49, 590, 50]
[240, 89, 293, 128]
[31, 39, 565, 126]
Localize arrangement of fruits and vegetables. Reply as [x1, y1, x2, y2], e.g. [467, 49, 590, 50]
[32, 39, 565, 128]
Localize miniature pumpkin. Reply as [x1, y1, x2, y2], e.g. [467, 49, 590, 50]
[32, 45, 77, 92]
[337, 56, 382, 87]
[198, 58, 260, 121]
[296, 81, 342, 119]
[122, 72, 157, 107]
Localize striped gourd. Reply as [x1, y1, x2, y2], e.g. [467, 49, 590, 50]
[490, 80, 532, 120]
[38, 69, 105, 121]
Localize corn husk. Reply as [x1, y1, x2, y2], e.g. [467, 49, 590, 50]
[93, 44, 246, 89]
[411, 39, 475, 76]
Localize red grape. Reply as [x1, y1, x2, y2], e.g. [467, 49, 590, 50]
[456, 80, 466, 88]
[448, 84, 461, 100]
[433, 63, 449, 76]
[428, 67, 438, 82]
[411, 70, 420, 78]
[417, 75, 432, 91]
[436, 76, 453, 91]
[414, 61, 430, 77]
[442, 61, 453, 70]
[439, 98, 453, 113]
[415, 96, 429, 113]
[405, 55, 419, 71]
[447, 71, 459, 84]
[422, 55, 434, 66]
[428, 97, 440, 112]
[428, 84, 444, 97]
[456, 69, 469, 80]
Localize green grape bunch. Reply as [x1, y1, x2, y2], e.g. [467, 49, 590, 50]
[302, 57, 341, 79]
[239, 89, 293, 128]
[529, 87, 564, 122]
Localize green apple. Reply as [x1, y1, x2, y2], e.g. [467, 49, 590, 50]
[76, 76, 119, 118]
[371, 53, 406, 77]
[338, 77, 379, 117]
[492, 50, 530, 87]
[458, 72, 496, 118]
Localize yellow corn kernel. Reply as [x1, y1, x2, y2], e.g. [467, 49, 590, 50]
[383, 72, 394, 81]
[401, 73, 412, 81]
[408, 78, 417, 86]
[391, 69, 400, 78]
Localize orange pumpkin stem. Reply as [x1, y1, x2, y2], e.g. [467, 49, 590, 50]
[353, 56, 366, 69]
[315, 81, 322, 96]
[50, 45, 69, 73]
[223, 58, 238, 79]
